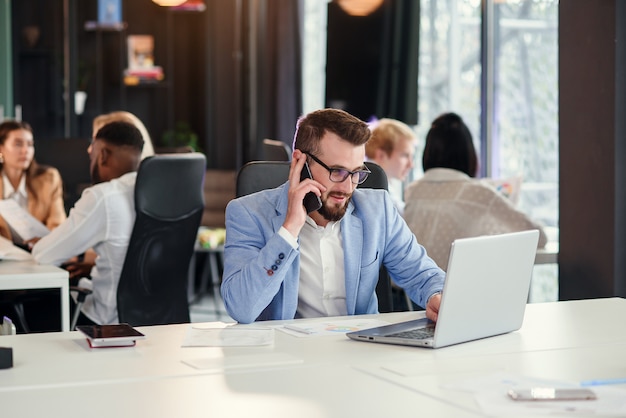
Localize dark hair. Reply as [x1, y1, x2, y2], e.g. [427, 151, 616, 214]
[0, 120, 49, 199]
[95, 121, 144, 152]
[422, 112, 478, 177]
[0, 120, 33, 147]
[292, 108, 371, 155]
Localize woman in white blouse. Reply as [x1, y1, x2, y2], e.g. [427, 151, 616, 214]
[0, 120, 66, 244]
[404, 112, 547, 270]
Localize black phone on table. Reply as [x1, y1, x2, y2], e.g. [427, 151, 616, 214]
[299, 161, 323, 213]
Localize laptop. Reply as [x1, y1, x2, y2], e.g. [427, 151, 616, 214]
[347, 230, 540, 348]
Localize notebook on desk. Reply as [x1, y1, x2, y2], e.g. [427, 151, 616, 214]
[347, 230, 540, 349]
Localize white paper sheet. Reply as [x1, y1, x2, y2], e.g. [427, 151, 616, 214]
[0, 199, 50, 241]
[182, 352, 303, 371]
[182, 325, 274, 347]
[276, 318, 391, 337]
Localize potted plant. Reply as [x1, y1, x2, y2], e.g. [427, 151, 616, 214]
[75, 60, 92, 115]
[159, 121, 200, 153]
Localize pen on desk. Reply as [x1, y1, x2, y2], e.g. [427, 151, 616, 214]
[283, 324, 314, 335]
[580, 377, 626, 387]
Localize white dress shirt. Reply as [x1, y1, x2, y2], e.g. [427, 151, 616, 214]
[404, 168, 548, 269]
[277, 216, 347, 318]
[2, 173, 28, 242]
[296, 217, 347, 318]
[2, 173, 27, 208]
[32, 172, 137, 325]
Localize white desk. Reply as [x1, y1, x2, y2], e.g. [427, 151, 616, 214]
[0, 298, 624, 417]
[0, 260, 70, 331]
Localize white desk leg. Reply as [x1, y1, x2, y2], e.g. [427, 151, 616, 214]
[60, 281, 70, 332]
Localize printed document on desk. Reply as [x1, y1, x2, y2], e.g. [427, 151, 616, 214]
[0, 199, 50, 241]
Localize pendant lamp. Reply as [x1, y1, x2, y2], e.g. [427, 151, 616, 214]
[152, 0, 186, 6]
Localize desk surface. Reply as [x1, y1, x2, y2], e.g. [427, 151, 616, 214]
[1, 298, 625, 417]
[0, 259, 69, 331]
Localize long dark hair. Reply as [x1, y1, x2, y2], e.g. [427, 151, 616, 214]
[422, 112, 478, 177]
[0, 120, 50, 199]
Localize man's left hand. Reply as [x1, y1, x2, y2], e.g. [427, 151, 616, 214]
[425, 293, 441, 322]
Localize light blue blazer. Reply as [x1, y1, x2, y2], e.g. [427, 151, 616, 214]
[221, 182, 445, 323]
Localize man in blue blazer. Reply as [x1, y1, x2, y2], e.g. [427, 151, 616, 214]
[222, 109, 445, 324]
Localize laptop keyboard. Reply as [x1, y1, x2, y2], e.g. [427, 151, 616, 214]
[385, 327, 435, 340]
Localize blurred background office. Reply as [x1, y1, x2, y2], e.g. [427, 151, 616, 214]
[0, 0, 625, 306]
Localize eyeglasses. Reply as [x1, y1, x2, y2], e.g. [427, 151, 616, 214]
[304, 152, 370, 185]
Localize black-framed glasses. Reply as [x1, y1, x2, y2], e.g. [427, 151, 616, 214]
[304, 152, 371, 185]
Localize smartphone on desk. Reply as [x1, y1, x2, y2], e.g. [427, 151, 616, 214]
[507, 388, 596, 401]
[299, 161, 322, 213]
[77, 324, 145, 348]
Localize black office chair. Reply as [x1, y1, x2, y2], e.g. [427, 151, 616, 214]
[235, 160, 394, 312]
[236, 161, 290, 198]
[117, 153, 206, 326]
[71, 153, 206, 329]
[262, 139, 292, 161]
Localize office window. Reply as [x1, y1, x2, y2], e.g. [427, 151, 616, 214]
[302, 0, 558, 300]
[417, 0, 558, 302]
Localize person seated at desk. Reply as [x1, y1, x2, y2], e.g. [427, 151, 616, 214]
[365, 118, 417, 215]
[61, 111, 155, 280]
[403, 112, 548, 270]
[0, 120, 67, 332]
[221, 108, 445, 324]
[32, 121, 144, 326]
[0, 120, 66, 245]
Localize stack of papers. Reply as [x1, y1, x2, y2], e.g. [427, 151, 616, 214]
[0, 199, 50, 242]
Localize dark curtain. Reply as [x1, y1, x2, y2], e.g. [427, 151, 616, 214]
[326, 0, 419, 124]
[243, 0, 303, 163]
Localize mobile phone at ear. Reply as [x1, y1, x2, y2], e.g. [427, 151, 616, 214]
[507, 388, 596, 401]
[300, 161, 323, 213]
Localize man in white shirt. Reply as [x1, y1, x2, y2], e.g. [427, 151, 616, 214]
[32, 121, 144, 325]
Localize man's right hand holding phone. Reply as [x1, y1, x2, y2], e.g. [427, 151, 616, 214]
[283, 151, 325, 238]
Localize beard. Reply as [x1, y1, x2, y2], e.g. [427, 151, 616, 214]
[317, 191, 352, 222]
[91, 163, 103, 184]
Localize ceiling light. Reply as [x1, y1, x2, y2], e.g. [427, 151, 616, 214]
[152, 0, 187, 6]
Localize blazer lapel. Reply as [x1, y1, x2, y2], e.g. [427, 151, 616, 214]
[341, 203, 362, 315]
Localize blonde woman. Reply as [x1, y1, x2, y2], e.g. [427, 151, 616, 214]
[0, 120, 66, 244]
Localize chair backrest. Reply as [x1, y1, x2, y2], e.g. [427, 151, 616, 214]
[236, 161, 290, 198]
[235, 160, 393, 312]
[262, 138, 292, 161]
[117, 153, 206, 326]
